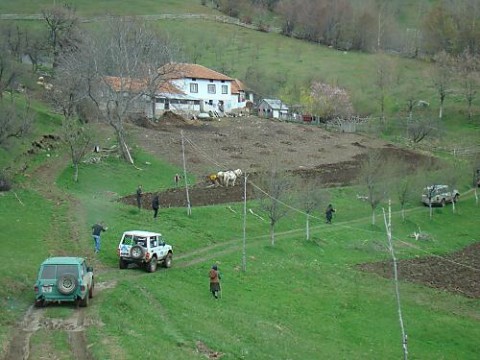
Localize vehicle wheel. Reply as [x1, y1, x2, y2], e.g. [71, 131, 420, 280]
[119, 258, 128, 269]
[34, 299, 45, 308]
[57, 274, 78, 295]
[130, 245, 145, 260]
[146, 257, 157, 273]
[79, 293, 89, 307]
[453, 194, 459, 203]
[163, 253, 173, 268]
[440, 199, 446, 207]
[89, 280, 94, 299]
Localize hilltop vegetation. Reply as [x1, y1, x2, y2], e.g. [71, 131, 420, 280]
[0, 1, 479, 359]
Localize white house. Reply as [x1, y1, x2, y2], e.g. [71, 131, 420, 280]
[146, 63, 252, 118]
[257, 99, 289, 119]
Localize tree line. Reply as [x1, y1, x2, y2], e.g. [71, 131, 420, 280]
[211, 0, 480, 57]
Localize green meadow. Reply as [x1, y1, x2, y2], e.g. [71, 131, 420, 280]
[0, 0, 479, 359]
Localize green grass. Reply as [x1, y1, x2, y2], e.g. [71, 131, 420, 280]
[1, 133, 479, 358]
[0, 0, 215, 16]
[0, 0, 479, 358]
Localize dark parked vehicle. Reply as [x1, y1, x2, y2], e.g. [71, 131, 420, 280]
[34, 257, 94, 307]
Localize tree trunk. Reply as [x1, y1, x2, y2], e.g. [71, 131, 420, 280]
[270, 222, 275, 246]
[73, 162, 79, 182]
[116, 128, 134, 164]
[306, 214, 310, 240]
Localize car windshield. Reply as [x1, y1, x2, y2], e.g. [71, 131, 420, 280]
[40, 264, 78, 279]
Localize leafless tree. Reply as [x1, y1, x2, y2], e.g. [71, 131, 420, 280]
[456, 51, 479, 121]
[389, 160, 423, 221]
[374, 53, 394, 123]
[295, 177, 329, 240]
[431, 51, 454, 120]
[358, 149, 389, 225]
[255, 169, 294, 246]
[408, 116, 438, 144]
[48, 54, 92, 182]
[0, 94, 35, 146]
[61, 116, 92, 183]
[42, 4, 81, 68]
[55, 17, 180, 164]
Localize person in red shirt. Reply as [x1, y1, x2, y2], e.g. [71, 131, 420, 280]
[209, 265, 221, 299]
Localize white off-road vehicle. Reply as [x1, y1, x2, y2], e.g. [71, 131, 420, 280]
[117, 230, 173, 272]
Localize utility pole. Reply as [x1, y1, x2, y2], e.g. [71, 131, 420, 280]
[181, 130, 191, 216]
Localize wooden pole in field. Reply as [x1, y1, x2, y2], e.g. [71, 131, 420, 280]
[242, 173, 248, 272]
[181, 130, 191, 216]
[383, 200, 408, 360]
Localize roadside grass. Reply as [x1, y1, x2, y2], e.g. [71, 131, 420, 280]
[52, 152, 480, 359]
[1, 141, 479, 358]
[0, 189, 52, 344]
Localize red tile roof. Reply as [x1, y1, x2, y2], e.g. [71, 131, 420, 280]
[103, 76, 184, 94]
[231, 79, 247, 94]
[159, 63, 233, 81]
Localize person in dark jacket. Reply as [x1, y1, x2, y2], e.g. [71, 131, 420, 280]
[152, 194, 160, 219]
[325, 204, 336, 224]
[136, 185, 143, 209]
[91, 221, 107, 253]
[209, 264, 221, 299]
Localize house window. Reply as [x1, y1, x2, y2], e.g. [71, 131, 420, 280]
[190, 83, 198, 93]
[208, 84, 216, 94]
[221, 85, 228, 94]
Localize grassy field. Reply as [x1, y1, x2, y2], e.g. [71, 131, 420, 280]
[0, 1, 479, 358]
[1, 133, 479, 358]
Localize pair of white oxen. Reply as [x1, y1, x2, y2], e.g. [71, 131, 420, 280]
[216, 169, 243, 187]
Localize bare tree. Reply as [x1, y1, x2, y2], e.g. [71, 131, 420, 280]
[390, 160, 423, 221]
[0, 94, 35, 146]
[61, 117, 92, 182]
[456, 51, 479, 122]
[431, 51, 454, 120]
[408, 115, 438, 144]
[255, 169, 293, 246]
[56, 17, 180, 164]
[49, 54, 92, 182]
[295, 177, 328, 240]
[42, 4, 81, 68]
[374, 53, 394, 123]
[358, 149, 389, 225]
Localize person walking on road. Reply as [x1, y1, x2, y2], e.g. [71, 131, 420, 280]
[136, 185, 143, 209]
[152, 194, 160, 219]
[209, 264, 221, 299]
[91, 221, 107, 253]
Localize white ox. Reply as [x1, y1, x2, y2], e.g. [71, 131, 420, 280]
[218, 169, 243, 187]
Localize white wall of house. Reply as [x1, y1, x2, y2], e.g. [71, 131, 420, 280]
[172, 78, 238, 112]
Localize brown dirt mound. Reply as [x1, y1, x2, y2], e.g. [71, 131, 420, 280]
[356, 242, 480, 298]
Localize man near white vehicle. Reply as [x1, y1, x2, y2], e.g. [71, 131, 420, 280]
[91, 221, 107, 253]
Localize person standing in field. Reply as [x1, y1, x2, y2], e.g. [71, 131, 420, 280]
[209, 264, 221, 299]
[152, 194, 160, 219]
[136, 185, 143, 209]
[325, 204, 336, 224]
[91, 221, 107, 253]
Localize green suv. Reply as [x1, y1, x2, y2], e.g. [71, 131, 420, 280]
[34, 257, 94, 307]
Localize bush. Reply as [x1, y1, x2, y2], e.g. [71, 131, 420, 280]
[0, 172, 12, 191]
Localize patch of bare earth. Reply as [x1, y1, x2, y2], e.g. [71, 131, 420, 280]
[128, 114, 479, 299]
[356, 242, 480, 299]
